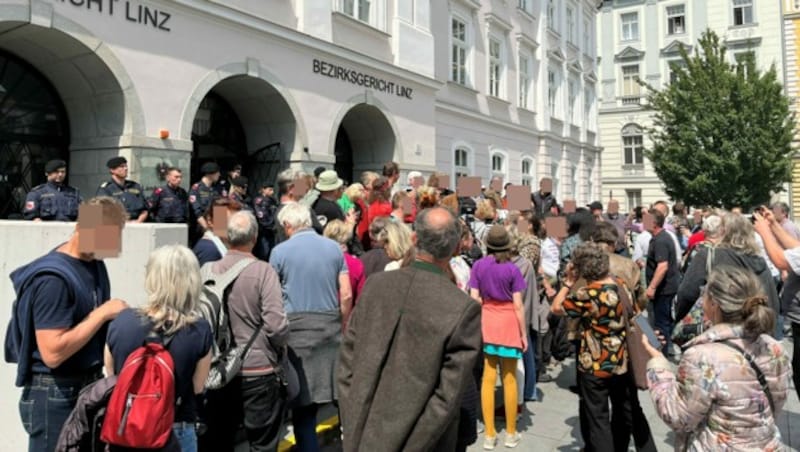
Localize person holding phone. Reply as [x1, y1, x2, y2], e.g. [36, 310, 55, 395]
[551, 243, 656, 452]
[642, 265, 790, 451]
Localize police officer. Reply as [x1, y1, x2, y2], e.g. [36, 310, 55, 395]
[214, 163, 241, 198]
[148, 167, 189, 223]
[189, 162, 221, 233]
[229, 176, 252, 211]
[96, 157, 149, 222]
[23, 159, 82, 221]
[253, 182, 277, 260]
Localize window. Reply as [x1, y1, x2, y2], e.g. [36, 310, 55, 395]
[489, 38, 503, 98]
[451, 17, 469, 85]
[568, 78, 578, 123]
[519, 54, 532, 109]
[548, 70, 557, 116]
[491, 152, 506, 180]
[626, 189, 642, 212]
[667, 5, 686, 35]
[521, 158, 535, 186]
[548, 0, 557, 32]
[621, 12, 639, 41]
[518, 0, 531, 13]
[454, 147, 470, 180]
[621, 64, 640, 103]
[339, 0, 385, 28]
[342, 0, 370, 22]
[622, 124, 644, 166]
[567, 7, 576, 44]
[668, 60, 685, 84]
[583, 19, 591, 53]
[733, 0, 754, 26]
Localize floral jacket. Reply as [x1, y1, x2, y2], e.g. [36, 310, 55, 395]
[646, 324, 791, 451]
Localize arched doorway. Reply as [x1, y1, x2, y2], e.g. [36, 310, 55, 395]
[190, 75, 297, 193]
[0, 50, 69, 219]
[334, 103, 396, 184]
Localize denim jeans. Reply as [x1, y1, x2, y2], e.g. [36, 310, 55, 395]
[521, 330, 538, 400]
[173, 423, 197, 452]
[19, 373, 96, 452]
[651, 293, 675, 353]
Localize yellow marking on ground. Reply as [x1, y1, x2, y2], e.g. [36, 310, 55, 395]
[278, 415, 340, 451]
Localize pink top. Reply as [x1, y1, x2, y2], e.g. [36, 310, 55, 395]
[345, 253, 366, 305]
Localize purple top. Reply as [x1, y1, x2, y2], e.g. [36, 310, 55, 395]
[468, 256, 527, 301]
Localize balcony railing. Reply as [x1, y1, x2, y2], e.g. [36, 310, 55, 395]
[620, 95, 642, 106]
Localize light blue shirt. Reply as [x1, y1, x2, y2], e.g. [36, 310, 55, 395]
[269, 229, 347, 313]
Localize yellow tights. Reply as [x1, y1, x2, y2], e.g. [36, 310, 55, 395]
[480, 355, 518, 437]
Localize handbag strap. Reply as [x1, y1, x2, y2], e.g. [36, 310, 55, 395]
[705, 245, 715, 275]
[613, 276, 636, 319]
[717, 340, 775, 414]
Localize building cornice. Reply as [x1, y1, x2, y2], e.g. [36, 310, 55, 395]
[515, 32, 539, 50]
[484, 12, 513, 33]
[548, 48, 567, 62]
[614, 46, 645, 62]
[660, 40, 692, 57]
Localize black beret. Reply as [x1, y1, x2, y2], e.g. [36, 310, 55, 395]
[45, 159, 67, 173]
[314, 166, 327, 178]
[106, 157, 127, 169]
[231, 176, 248, 187]
[201, 162, 220, 175]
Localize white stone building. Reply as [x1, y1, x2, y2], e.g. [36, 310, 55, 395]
[433, 0, 601, 202]
[597, 0, 784, 211]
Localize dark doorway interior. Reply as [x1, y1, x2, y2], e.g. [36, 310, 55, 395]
[0, 50, 69, 219]
[334, 127, 354, 185]
[333, 103, 396, 186]
[190, 91, 247, 184]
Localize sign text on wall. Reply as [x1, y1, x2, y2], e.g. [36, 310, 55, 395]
[56, 0, 172, 32]
[313, 59, 413, 100]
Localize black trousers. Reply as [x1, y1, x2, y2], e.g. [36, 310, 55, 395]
[199, 373, 286, 452]
[577, 372, 657, 452]
[792, 323, 800, 402]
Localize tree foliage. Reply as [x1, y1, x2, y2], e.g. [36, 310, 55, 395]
[643, 30, 795, 209]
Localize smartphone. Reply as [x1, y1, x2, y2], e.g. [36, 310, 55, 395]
[634, 315, 661, 349]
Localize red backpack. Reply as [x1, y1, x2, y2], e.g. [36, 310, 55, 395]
[100, 337, 176, 449]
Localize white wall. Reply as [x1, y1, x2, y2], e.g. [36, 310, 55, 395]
[0, 222, 186, 452]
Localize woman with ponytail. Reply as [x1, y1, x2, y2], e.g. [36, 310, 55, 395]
[643, 265, 791, 451]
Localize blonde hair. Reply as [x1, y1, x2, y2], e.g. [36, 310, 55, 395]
[323, 219, 353, 245]
[344, 183, 365, 201]
[475, 199, 496, 221]
[141, 244, 201, 335]
[417, 186, 439, 209]
[380, 221, 413, 260]
[361, 171, 379, 187]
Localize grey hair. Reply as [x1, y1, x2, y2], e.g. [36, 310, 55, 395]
[277, 168, 308, 196]
[719, 213, 759, 255]
[277, 201, 312, 230]
[142, 244, 201, 335]
[771, 202, 790, 215]
[702, 215, 722, 239]
[706, 265, 775, 338]
[414, 208, 461, 260]
[227, 210, 258, 247]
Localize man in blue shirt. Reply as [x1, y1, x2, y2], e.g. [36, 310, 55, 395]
[5, 196, 128, 452]
[23, 159, 82, 221]
[96, 157, 149, 222]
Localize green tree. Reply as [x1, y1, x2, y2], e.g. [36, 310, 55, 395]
[643, 30, 795, 209]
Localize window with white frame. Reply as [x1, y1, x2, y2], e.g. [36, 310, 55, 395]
[568, 78, 578, 124]
[488, 37, 503, 98]
[567, 6, 576, 44]
[339, 0, 386, 29]
[622, 124, 644, 166]
[519, 54, 532, 109]
[621, 12, 639, 41]
[548, 69, 557, 116]
[626, 189, 642, 212]
[667, 5, 686, 35]
[732, 0, 754, 26]
[551, 161, 560, 198]
[451, 17, 469, 86]
[621, 64, 641, 102]
[583, 18, 591, 54]
[518, 0, 532, 14]
[491, 152, 506, 180]
[668, 59, 685, 84]
[521, 158, 535, 186]
[548, 0, 558, 32]
[454, 147, 470, 180]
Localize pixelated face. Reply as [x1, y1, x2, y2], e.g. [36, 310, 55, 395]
[506, 185, 532, 211]
[608, 200, 620, 215]
[166, 170, 182, 187]
[539, 178, 552, 194]
[77, 204, 125, 259]
[48, 168, 67, 184]
[211, 205, 229, 239]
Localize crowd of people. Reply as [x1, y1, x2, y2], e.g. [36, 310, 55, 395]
[4, 159, 798, 452]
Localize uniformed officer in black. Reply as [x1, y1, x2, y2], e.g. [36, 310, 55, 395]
[253, 182, 277, 260]
[189, 162, 221, 233]
[23, 159, 82, 221]
[96, 157, 149, 222]
[228, 176, 253, 211]
[214, 163, 241, 198]
[148, 167, 188, 223]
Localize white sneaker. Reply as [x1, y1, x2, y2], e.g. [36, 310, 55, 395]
[483, 435, 498, 450]
[504, 432, 522, 448]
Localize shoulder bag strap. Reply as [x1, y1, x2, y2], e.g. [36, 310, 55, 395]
[613, 276, 635, 319]
[705, 245, 715, 275]
[718, 341, 775, 414]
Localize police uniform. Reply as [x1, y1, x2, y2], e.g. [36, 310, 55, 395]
[148, 184, 189, 223]
[23, 181, 81, 221]
[229, 191, 253, 211]
[253, 195, 277, 230]
[96, 179, 148, 220]
[214, 179, 230, 198]
[189, 181, 217, 219]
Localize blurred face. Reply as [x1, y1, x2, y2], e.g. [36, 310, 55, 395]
[111, 164, 128, 179]
[772, 206, 787, 222]
[47, 168, 67, 184]
[166, 170, 182, 188]
[260, 186, 274, 197]
[229, 169, 241, 179]
[654, 203, 669, 218]
[692, 210, 702, 224]
[516, 217, 531, 234]
[208, 172, 221, 184]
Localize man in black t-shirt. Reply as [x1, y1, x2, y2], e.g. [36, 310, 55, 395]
[645, 208, 680, 353]
[313, 170, 346, 228]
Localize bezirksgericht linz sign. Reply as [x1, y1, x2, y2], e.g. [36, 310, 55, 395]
[313, 59, 414, 100]
[56, 0, 172, 32]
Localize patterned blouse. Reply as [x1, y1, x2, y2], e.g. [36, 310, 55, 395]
[517, 234, 541, 272]
[562, 282, 628, 378]
[646, 324, 791, 452]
